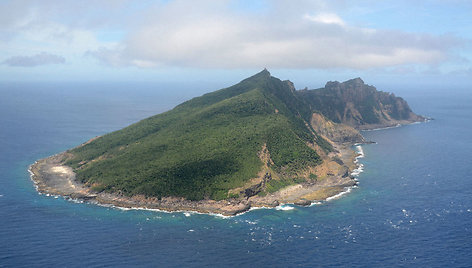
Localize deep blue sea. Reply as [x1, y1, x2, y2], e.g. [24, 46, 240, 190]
[0, 81, 471, 267]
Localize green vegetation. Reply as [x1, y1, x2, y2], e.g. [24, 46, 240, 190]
[63, 71, 420, 201]
[65, 70, 329, 200]
[265, 177, 306, 194]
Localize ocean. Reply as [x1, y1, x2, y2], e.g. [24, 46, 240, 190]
[0, 81, 471, 267]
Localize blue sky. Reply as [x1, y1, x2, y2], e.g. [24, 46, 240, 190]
[1, 0, 471, 88]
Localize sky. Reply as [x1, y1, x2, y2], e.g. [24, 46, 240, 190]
[1, 0, 471, 89]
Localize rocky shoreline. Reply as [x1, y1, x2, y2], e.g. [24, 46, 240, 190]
[30, 117, 428, 216]
[29, 141, 362, 216]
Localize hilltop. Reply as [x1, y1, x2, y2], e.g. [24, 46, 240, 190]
[298, 78, 424, 130]
[30, 70, 424, 215]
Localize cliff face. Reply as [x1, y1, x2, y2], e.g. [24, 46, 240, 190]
[310, 112, 365, 144]
[298, 78, 424, 129]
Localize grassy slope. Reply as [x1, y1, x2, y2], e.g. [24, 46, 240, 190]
[65, 70, 327, 200]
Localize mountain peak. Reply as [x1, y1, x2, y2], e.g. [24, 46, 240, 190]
[241, 69, 272, 84]
[254, 68, 271, 78]
[344, 77, 364, 85]
[325, 77, 365, 89]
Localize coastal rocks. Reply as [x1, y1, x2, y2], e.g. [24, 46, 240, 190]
[69, 192, 96, 200]
[220, 202, 252, 215]
[241, 172, 272, 198]
[29, 153, 89, 197]
[294, 199, 312, 206]
[29, 150, 361, 216]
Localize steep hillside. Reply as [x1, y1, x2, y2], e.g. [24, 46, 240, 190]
[310, 112, 365, 144]
[298, 78, 424, 129]
[63, 70, 331, 201]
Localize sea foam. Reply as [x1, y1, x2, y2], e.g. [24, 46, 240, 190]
[351, 145, 365, 177]
[326, 187, 353, 201]
[275, 204, 295, 211]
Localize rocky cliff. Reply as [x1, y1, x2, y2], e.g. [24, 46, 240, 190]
[298, 78, 425, 130]
[310, 112, 365, 144]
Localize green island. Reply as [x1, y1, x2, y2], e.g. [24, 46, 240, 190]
[30, 70, 424, 215]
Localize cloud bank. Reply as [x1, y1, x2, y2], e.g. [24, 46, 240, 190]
[3, 52, 65, 67]
[88, 0, 460, 69]
[1, 0, 467, 72]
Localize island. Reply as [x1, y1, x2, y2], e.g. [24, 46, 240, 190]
[30, 69, 425, 216]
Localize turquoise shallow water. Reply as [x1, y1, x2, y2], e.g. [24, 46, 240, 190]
[0, 82, 471, 267]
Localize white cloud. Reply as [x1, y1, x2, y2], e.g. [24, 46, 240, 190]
[0, 0, 121, 61]
[0, 0, 466, 71]
[89, 0, 460, 70]
[304, 13, 345, 26]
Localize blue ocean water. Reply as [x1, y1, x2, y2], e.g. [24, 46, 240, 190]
[0, 82, 471, 267]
